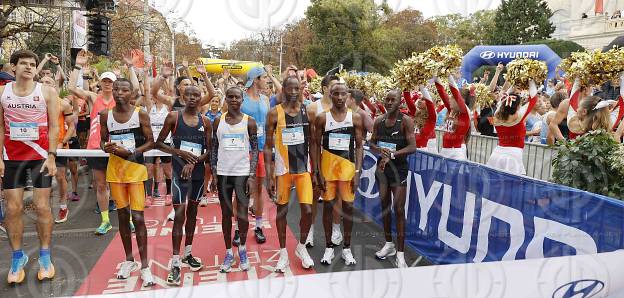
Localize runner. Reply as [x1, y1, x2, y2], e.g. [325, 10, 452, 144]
[68, 50, 140, 234]
[76, 94, 90, 149]
[239, 66, 268, 245]
[313, 83, 364, 266]
[210, 86, 258, 273]
[154, 85, 210, 284]
[202, 96, 222, 205]
[306, 74, 340, 248]
[1, 50, 60, 284]
[265, 76, 316, 272]
[100, 77, 155, 287]
[145, 84, 173, 207]
[369, 90, 417, 268]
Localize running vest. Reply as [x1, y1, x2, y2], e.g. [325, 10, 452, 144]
[216, 112, 250, 176]
[1, 82, 49, 161]
[376, 115, 408, 166]
[172, 111, 207, 179]
[105, 107, 147, 183]
[87, 95, 115, 149]
[274, 104, 310, 176]
[57, 98, 67, 149]
[321, 110, 356, 181]
[150, 104, 171, 143]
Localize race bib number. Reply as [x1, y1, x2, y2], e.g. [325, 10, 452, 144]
[111, 133, 136, 151]
[444, 119, 455, 133]
[378, 141, 397, 152]
[9, 122, 39, 141]
[257, 126, 265, 138]
[223, 133, 245, 151]
[282, 126, 305, 146]
[180, 140, 202, 156]
[328, 133, 350, 151]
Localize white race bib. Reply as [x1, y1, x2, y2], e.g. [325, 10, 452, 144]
[223, 133, 246, 151]
[9, 122, 39, 141]
[328, 133, 350, 151]
[378, 141, 397, 152]
[180, 140, 202, 156]
[111, 133, 136, 151]
[444, 119, 455, 133]
[282, 126, 305, 146]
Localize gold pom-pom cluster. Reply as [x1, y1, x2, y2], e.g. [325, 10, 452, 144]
[337, 70, 396, 100]
[391, 45, 463, 92]
[470, 83, 496, 108]
[422, 45, 464, 78]
[504, 58, 547, 89]
[309, 76, 322, 94]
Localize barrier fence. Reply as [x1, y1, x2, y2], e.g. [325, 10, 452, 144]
[435, 130, 556, 181]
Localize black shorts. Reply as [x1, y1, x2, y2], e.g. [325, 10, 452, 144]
[145, 156, 172, 164]
[376, 163, 409, 188]
[3, 160, 53, 189]
[87, 157, 108, 171]
[217, 175, 249, 218]
[55, 156, 68, 168]
[172, 177, 204, 205]
[77, 118, 90, 133]
[67, 137, 80, 161]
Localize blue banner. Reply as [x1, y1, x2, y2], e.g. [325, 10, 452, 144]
[355, 150, 624, 265]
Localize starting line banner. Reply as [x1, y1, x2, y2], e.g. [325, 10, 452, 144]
[355, 150, 624, 265]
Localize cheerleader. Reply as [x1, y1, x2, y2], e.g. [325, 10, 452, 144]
[577, 96, 616, 133]
[434, 75, 472, 160]
[486, 80, 539, 175]
[404, 87, 437, 152]
[610, 74, 624, 132]
[549, 78, 591, 141]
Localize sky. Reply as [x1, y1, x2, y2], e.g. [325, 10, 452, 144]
[152, 0, 503, 47]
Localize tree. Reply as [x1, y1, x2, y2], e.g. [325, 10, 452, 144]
[524, 39, 585, 58]
[0, 4, 57, 41]
[282, 19, 314, 68]
[490, 0, 555, 45]
[174, 32, 202, 63]
[379, 9, 437, 60]
[432, 10, 496, 51]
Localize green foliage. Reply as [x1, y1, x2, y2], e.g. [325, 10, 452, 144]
[92, 57, 112, 75]
[59, 88, 70, 99]
[552, 130, 624, 199]
[25, 31, 61, 59]
[432, 10, 496, 51]
[490, 0, 555, 45]
[524, 39, 585, 58]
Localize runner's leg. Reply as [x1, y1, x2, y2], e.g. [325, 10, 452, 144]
[110, 183, 134, 262]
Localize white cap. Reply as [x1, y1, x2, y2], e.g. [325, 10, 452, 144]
[100, 71, 117, 82]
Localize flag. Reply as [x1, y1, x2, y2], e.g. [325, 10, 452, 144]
[596, 0, 604, 14]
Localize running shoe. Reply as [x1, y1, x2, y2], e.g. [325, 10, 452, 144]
[232, 230, 241, 247]
[7, 254, 28, 285]
[295, 243, 314, 269]
[37, 259, 55, 281]
[108, 200, 117, 212]
[248, 205, 256, 217]
[320, 247, 335, 265]
[144, 196, 153, 208]
[304, 229, 314, 248]
[95, 222, 112, 235]
[375, 242, 397, 260]
[116, 261, 138, 279]
[55, 208, 68, 224]
[275, 253, 289, 273]
[239, 249, 250, 271]
[68, 192, 80, 202]
[395, 255, 408, 268]
[341, 248, 357, 266]
[331, 226, 343, 246]
[153, 188, 161, 198]
[166, 266, 181, 286]
[140, 267, 155, 287]
[164, 194, 172, 206]
[182, 254, 203, 271]
[254, 227, 266, 244]
[220, 252, 235, 273]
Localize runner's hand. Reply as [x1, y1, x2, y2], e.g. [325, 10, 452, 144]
[181, 164, 194, 179]
[50, 55, 60, 65]
[195, 60, 207, 75]
[122, 52, 134, 67]
[177, 150, 198, 164]
[377, 157, 389, 172]
[75, 50, 89, 66]
[316, 172, 326, 192]
[114, 146, 132, 159]
[162, 62, 174, 78]
[222, 69, 230, 80]
[265, 64, 273, 76]
[351, 173, 359, 192]
[210, 176, 218, 194]
[380, 148, 392, 160]
[102, 142, 116, 154]
[41, 157, 57, 177]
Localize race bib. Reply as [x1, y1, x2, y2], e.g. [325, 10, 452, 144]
[152, 124, 163, 138]
[282, 126, 305, 146]
[257, 126, 265, 138]
[378, 141, 397, 152]
[111, 133, 136, 151]
[444, 119, 455, 133]
[223, 133, 245, 151]
[328, 133, 350, 151]
[9, 122, 39, 141]
[180, 140, 202, 156]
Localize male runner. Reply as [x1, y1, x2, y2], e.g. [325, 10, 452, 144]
[265, 76, 316, 272]
[369, 90, 417, 268]
[211, 86, 258, 273]
[1, 50, 59, 284]
[100, 78, 155, 287]
[313, 83, 364, 266]
[156, 86, 211, 285]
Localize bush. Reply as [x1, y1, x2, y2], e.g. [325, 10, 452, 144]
[552, 130, 624, 199]
[524, 39, 585, 59]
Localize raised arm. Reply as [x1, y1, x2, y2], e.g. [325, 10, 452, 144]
[568, 78, 581, 111]
[150, 63, 175, 106]
[403, 91, 417, 117]
[420, 86, 437, 137]
[434, 76, 451, 110]
[549, 98, 570, 142]
[68, 50, 96, 103]
[448, 75, 468, 114]
[266, 65, 282, 94]
[194, 61, 217, 106]
[519, 80, 539, 122]
[489, 63, 504, 93]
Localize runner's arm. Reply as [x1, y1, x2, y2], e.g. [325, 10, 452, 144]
[136, 110, 154, 155]
[263, 109, 278, 180]
[68, 66, 96, 106]
[0, 87, 5, 174]
[248, 118, 259, 177]
[62, 101, 77, 145]
[43, 86, 60, 155]
[353, 112, 364, 174]
[99, 111, 109, 150]
[394, 114, 417, 158]
[312, 113, 326, 175]
[549, 99, 570, 142]
[155, 112, 177, 154]
[198, 72, 217, 106]
[368, 117, 383, 155]
[210, 117, 220, 174]
[150, 75, 175, 106]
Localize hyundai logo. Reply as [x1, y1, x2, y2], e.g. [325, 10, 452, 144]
[480, 51, 496, 60]
[552, 279, 604, 298]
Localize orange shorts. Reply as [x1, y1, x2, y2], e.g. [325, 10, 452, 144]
[323, 180, 355, 202]
[110, 182, 146, 211]
[276, 172, 313, 205]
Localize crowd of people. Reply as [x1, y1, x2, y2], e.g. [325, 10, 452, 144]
[1, 47, 624, 287]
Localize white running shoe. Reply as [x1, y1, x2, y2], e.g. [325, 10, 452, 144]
[167, 209, 175, 221]
[331, 227, 343, 246]
[116, 261, 138, 279]
[320, 247, 335, 265]
[275, 252, 289, 273]
[342, 248, 357, 266]
[140, 267, 155, 287]
[304, 229, 314, 248]
[395, 254, 408, 268]
[375, 242, 397, 260]
[295, 243, 314, 269]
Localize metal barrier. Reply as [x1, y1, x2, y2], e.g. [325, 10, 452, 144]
[434, 130, 556, 181]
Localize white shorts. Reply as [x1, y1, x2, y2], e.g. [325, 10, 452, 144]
[418, 138, 439, 154]
[440, 144, 467, 161]
[486, 146, 525, 175]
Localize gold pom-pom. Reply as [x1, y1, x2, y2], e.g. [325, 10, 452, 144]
[504, 58, 547, 89]
[560, 51, 592, 86]
[422, 45, 464, 78]
[309, 76, 322, 94]
[470, 83, 496, 108]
